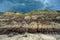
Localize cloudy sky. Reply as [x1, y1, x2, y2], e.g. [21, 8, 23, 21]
[0, 0, 60, 12]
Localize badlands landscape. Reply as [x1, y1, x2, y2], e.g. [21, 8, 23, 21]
[0, 10, 60, 40]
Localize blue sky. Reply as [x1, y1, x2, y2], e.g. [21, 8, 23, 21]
[0, 0, 60, 12]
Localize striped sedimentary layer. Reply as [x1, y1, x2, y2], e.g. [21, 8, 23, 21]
[0, 10, 60, 34]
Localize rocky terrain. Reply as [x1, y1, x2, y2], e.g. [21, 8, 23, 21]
[0, 10, 60, 34]
[0, 33, 60, 40]
[0, 10, 60, 40]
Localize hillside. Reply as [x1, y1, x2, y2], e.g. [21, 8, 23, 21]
[0, 10, 60, 34]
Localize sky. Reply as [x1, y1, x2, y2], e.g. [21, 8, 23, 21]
[0, 0, 60, 12]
